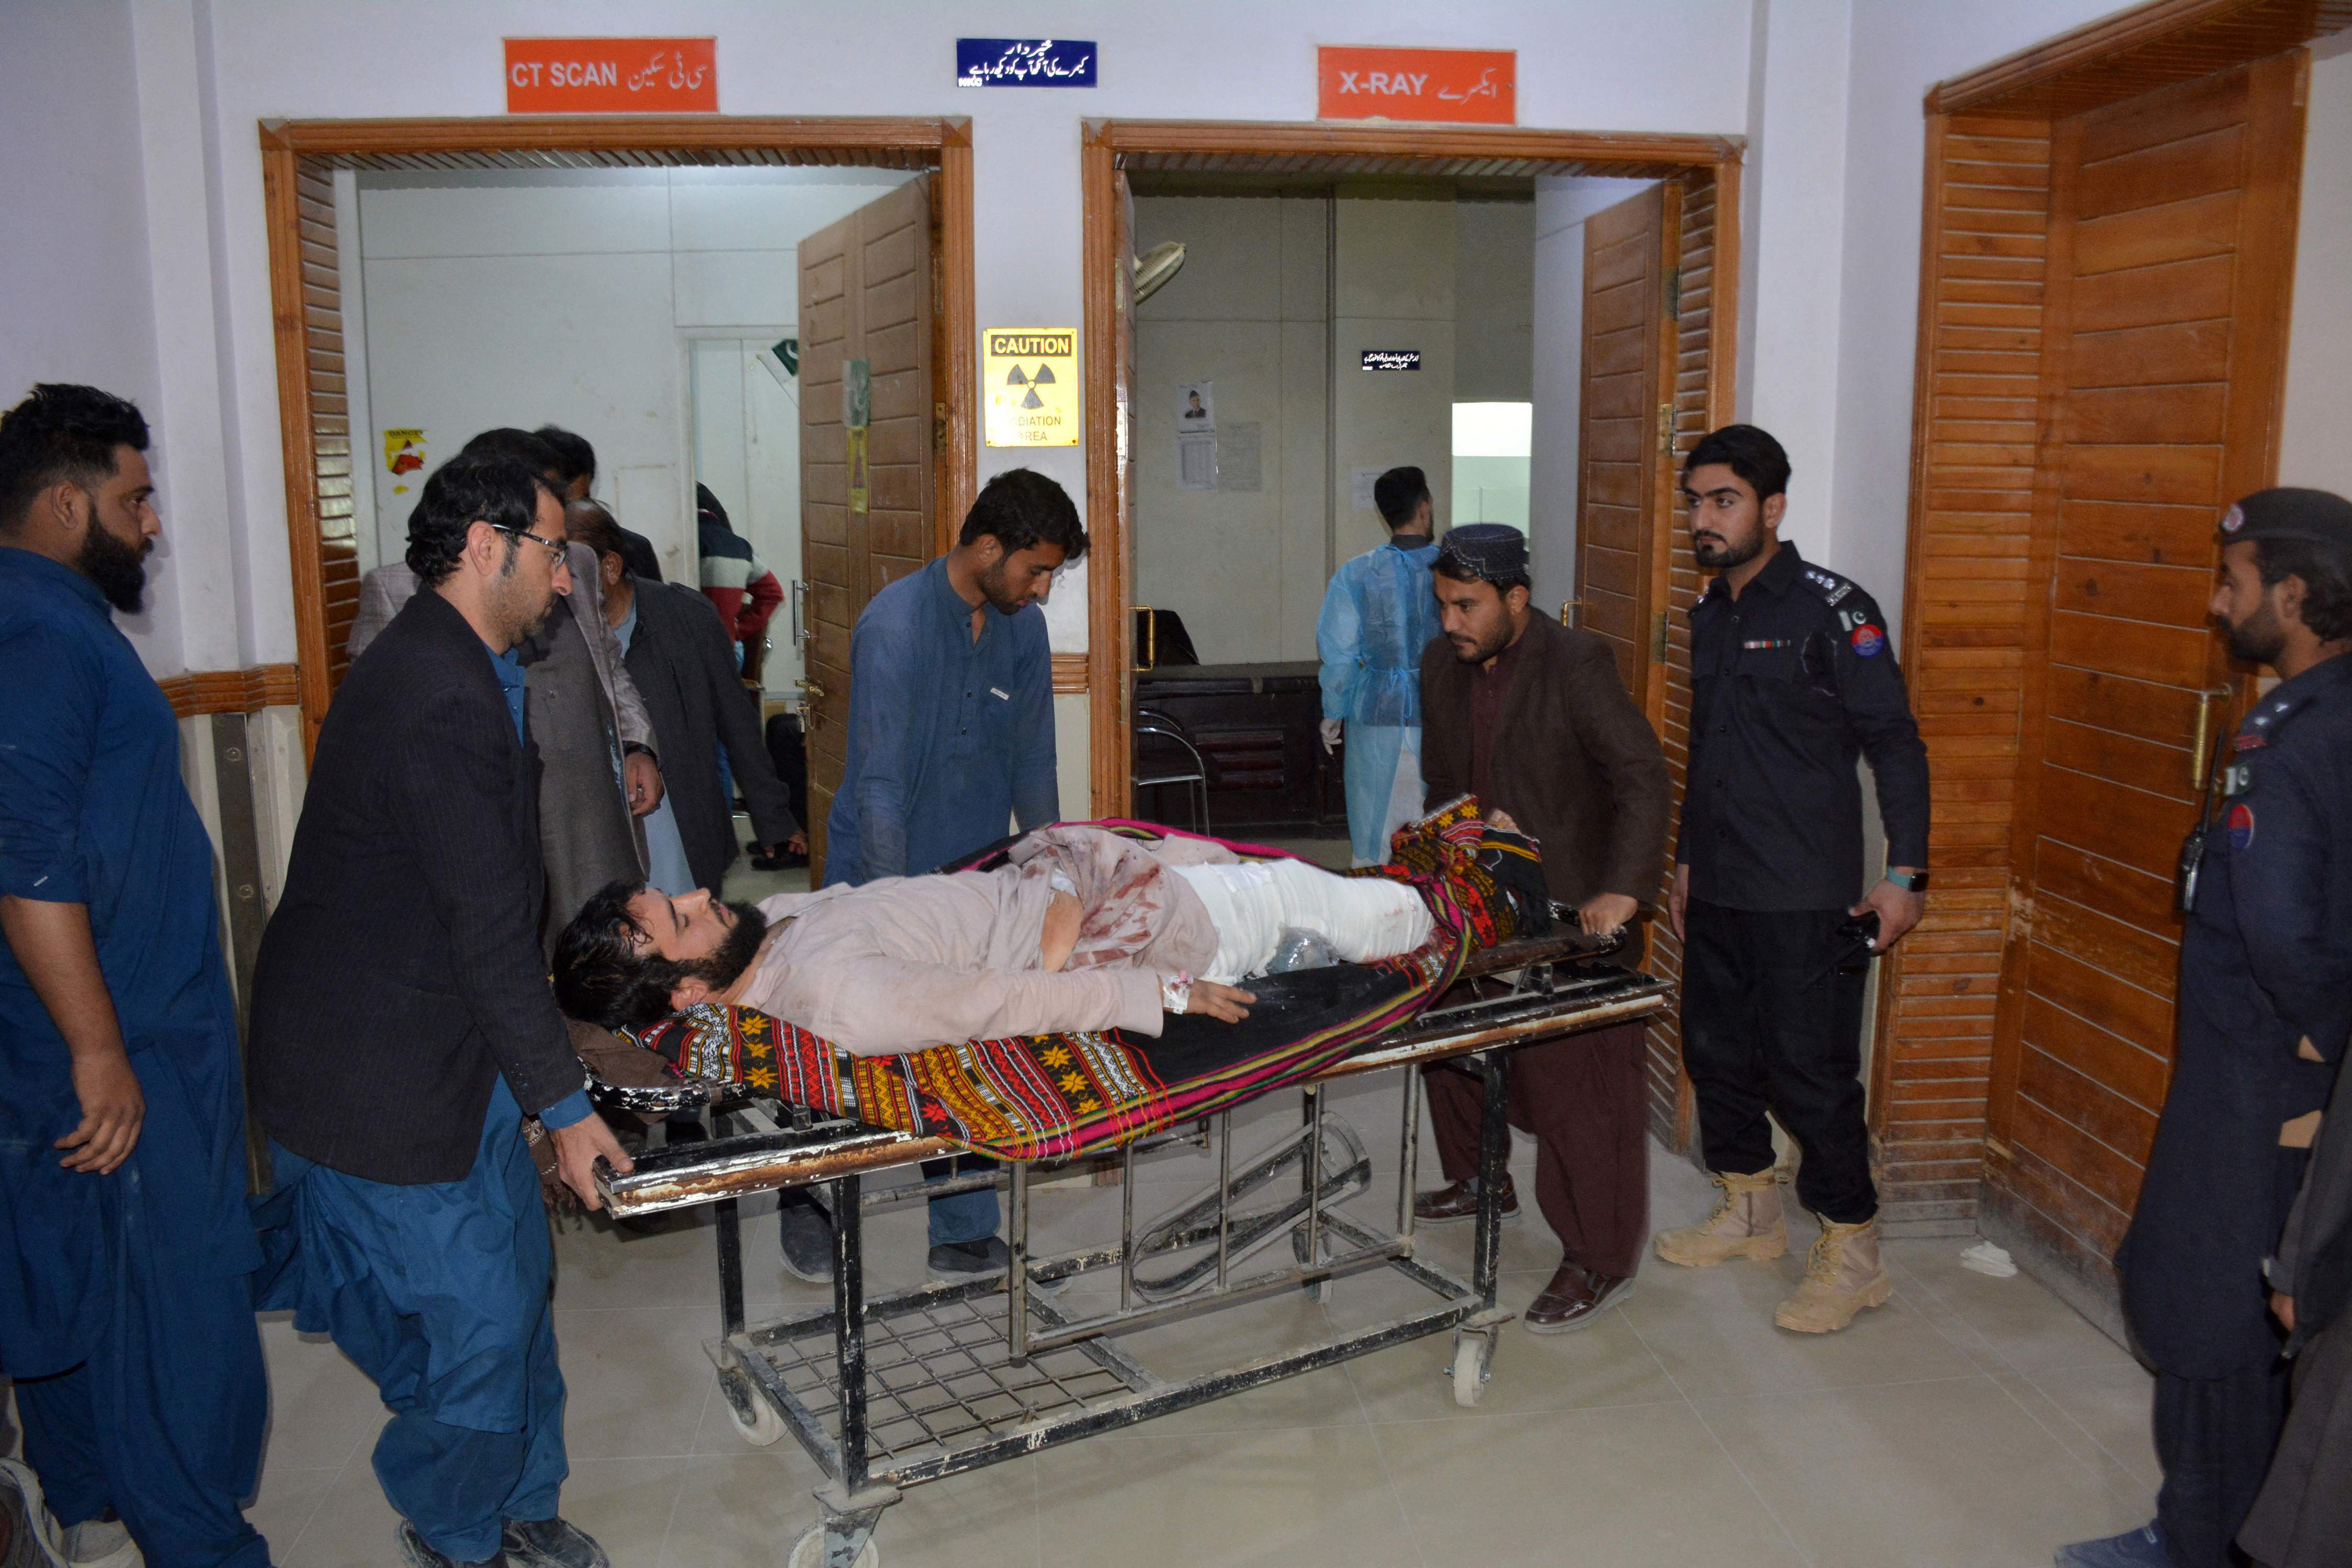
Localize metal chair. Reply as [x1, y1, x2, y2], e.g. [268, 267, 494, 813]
[1132, 708, 1211, 835]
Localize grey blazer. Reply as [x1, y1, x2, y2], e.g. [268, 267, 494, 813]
[346, 547, 655, 757]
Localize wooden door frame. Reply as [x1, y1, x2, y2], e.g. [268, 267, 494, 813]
[1079, 119, 1744, 816]
[259, 115, 977, 757]
[1879, 0, 2341, 1252]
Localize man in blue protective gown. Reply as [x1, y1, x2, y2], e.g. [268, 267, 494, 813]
[1317, 465, 1443, 866]
[248, 453, 633, 1568]
[0, 384, 273, 1566]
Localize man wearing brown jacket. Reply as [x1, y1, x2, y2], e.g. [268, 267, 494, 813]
[1413, 524, 1673, 1332]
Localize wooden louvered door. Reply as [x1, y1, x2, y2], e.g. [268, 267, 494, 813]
[1981, 54, 2305, 1276]
[799, 175, 939, 884]
[1575, 183, 1679, 721]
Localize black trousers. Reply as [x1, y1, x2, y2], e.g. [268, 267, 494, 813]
[2156, 1363, 2289, 1568]
[1679, 899, 1875, 1224]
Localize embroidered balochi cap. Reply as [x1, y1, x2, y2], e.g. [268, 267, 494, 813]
[2218, 487, 2352, 557]
[1435, 523, 1530, 586]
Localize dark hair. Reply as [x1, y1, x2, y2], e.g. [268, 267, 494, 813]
[553, 880, 683, 1029]
[458, 426, 562, 480]
[534, 425, 596, 487]
[405, 453, 554, 588]
[0, 383, 150, 533]
[958, 468, 1088, 561]
[1683, 423, 1791, 502]
[564, 498, 627, 568]
[1373, 466, 1431, 529]
[2255, 536, 2352, 643]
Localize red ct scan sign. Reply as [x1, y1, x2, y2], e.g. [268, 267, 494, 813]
[504, 38, 717, 113]
[1317, 47, 1516, 125]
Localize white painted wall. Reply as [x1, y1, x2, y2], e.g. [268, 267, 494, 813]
[1455, 201, 1536, 401]
[2280, 35, 2352, 498]
[1333, 197, 1458, 566]
[352, 166, 909, 589]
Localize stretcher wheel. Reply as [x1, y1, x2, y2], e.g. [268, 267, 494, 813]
[790, 1523, 880, 1568]
[1451, 1335, 1490, 1408]
[715, 1350, 787, 1447]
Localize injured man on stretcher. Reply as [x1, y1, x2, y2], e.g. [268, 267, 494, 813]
[552, 824, 1438, 1055]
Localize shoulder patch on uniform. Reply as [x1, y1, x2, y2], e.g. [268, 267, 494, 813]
[1850, 623, 1885, 658]
[1801, 566, 1855, 606]
[2227, 801, 2255, 850]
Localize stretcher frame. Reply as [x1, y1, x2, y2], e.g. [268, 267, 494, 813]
[593, 936, 1667, 1568]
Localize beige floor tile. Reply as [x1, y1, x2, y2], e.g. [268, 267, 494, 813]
[1375, 1401, 1810, 1568]
[1692, 1375, 2151, 1568]
[1884, 1238, 2136, 1375]
[2026, 1361, 2162, 1490]
[277, 1460, 404, 1568]
[1041, 1282, 1374, 1435]
[1036, 1426, 1417, 1568]
[552, 1308, 718, 1460]
[247, 1463, 337, 1563]
[1618, 1246, 1979, 1397]
[662, 1452, 1037, 1568]
[258, 1315, 386, 1475]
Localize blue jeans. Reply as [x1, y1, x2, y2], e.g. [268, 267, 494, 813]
[923, 1157, 1000, 1246]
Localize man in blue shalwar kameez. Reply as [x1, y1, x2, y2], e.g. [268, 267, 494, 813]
[0, 384, 273, 1567]
[1317, 465, 1443, 866]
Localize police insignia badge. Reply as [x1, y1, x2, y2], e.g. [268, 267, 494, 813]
[2221, 503, 2245, 533]
[2227, 801, 2255, 850]
[1850, 624, 1885, 657]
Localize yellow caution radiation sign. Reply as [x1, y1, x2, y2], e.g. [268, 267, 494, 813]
[983, 328, 1079, 447]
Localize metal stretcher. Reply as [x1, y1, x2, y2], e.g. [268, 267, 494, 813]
[591, 933, 1668, 1568]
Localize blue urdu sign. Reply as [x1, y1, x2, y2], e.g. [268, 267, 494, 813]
[956, 38, 1097, 87]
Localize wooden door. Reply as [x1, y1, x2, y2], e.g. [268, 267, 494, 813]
[800, 175, 938, 883]
[1575, 183, 1680, 723]
[1983, 54, 2305, 1276]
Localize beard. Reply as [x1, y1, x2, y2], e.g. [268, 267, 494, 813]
[499, 554, 562, 644]
[1692, 529, 1762, 571]
[2225, 599, 2287, 666]
[975, 560, 1032, 615]
[1449, 623, 1512, 665]
[682, 901, 771, 993]
[76, 519, 150, 612]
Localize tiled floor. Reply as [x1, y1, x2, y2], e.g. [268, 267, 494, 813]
[244, 1076, 2157, 1568]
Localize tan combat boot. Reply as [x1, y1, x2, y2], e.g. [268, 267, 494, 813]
[1774, 1217, 1893, 1333]
[1655, 1170, 1788, 1267]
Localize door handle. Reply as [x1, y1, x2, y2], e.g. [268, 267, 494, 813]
[1559, 598, 1583, 628]
[2189, 685, 2232, 791]
[791, 579, 811, 645]
[797, 676, 826, 731]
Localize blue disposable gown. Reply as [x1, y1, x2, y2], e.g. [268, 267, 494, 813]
[1316, 538, 1442, 863]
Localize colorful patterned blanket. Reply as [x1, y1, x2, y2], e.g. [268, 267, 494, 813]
[598, 801, 1545, 1162]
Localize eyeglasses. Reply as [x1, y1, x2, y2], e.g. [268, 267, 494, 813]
[491, 523, 570, 567]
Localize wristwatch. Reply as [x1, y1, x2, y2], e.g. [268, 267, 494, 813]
[1886, 869, 1929, 893]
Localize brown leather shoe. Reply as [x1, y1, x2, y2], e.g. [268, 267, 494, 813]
[1523, 1263, 1634, 1334]
[1412, 1175, 1519, 1225]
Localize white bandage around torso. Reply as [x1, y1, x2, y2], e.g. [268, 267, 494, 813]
[1169, 859, 1433, 984]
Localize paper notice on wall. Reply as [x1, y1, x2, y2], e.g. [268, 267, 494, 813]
[1175, 380, 1215, 433]
[1218, 422, 1263, 493]
[1350, 467, 1384, 512]
[1177, 433, 1218, 491]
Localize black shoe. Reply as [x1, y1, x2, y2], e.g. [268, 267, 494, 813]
[779, 1195, 835, 1283]
[397, 1520, 507, 1568]
[928, 1236, 1012, 1280]
[502, 1517, 610, 1568]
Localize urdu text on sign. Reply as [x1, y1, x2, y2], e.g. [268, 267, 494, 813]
[505, 38, 717, 113]
[1316, 47, 1514, 125]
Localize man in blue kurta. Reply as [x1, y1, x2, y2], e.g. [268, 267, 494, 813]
[0, 384, 272, 1566]
[806, 468, 1085, 1280]
[1318, 465, 1443, 865]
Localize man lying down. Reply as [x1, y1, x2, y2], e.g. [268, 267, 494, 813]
[552, 823, 1437, 1054]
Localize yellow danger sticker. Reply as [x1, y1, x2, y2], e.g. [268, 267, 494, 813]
[983, 328, 1078, 447]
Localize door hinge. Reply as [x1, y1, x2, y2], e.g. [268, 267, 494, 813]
[1658, 402, 1676, 457]
[1650, 609, 1670, 663]
[934, 400, 948, 456]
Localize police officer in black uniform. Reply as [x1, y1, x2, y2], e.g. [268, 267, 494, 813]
[2059, 487, 2352, 1568]
[1653, 424, 1931, 1335]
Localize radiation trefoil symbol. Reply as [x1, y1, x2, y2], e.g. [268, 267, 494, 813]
[1005, 362, 1057, 409]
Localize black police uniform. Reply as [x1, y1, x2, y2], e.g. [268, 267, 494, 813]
[2121, 653, 2352, 1568]
[1678, 540, 1930, 1225]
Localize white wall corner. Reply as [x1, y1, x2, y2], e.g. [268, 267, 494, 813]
[1744, 0, 1856, 565]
